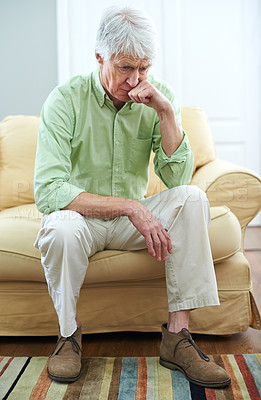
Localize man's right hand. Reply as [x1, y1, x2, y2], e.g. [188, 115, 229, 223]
[128, 201, 173, 262]
[63, 192, 172, 261]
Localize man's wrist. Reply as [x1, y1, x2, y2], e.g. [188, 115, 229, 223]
[124, 199, 140, 218]
[156, 101, 174, 120]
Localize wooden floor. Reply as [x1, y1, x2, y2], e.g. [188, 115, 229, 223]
[1, 227, 261, 357]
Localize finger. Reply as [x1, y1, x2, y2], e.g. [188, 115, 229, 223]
[130, 88, 151, 104]
[129, 86, 152, 104]
[137, 88, 153, 103]
[151, 231, 162, 261]
[145, 234, 155, 257]
[137, 94, 150, 104]
[128, 80, 149, 96]
[128, 90, 142, 103]
[129, 95, 142, 103]
[162, 229, 173, 254]
[157, 231, 168, 261]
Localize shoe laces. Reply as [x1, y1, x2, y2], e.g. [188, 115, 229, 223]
[174, 335, 210, 362]
[49, 334, 82, 357]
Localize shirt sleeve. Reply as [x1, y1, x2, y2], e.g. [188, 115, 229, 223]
[152, 93, 194, 188]
[34, 87, 85, 214]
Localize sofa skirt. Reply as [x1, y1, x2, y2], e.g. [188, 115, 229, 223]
[0, 252, 260, 336]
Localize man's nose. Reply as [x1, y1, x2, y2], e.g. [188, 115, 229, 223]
[127, 71, 139, 87]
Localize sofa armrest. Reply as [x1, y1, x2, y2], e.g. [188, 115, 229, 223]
[191, 159, 261, 248]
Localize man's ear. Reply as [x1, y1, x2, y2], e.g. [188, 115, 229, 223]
[95, 52, 104, 65]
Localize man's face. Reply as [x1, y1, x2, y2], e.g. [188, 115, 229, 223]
[96, 53, 152, 108]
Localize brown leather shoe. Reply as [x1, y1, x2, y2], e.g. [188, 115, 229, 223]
[47, 326, 82, 382]
[160, 324, 231, 388]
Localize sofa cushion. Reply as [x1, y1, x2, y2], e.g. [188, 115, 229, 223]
[0, 108, 215, 207]
[0, 204, 167, 284]
[181, 106, 216, 174]
[145, 106, 216, 197]
[0, 204, 241, 283]
[209, 206, 241, 263]
[0, 115, 40, 211]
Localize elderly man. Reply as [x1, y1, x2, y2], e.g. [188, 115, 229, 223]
[34, 6, 230, 388]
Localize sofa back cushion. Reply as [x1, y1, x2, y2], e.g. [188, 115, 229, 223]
[0, 115, 40, 210]
[0, 106, 216, 209]
[181, 106, 216, 173]
[146, 105, 216, 197]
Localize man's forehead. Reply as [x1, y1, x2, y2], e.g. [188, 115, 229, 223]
[112, 54, 152, 67]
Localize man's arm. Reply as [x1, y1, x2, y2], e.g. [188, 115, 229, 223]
[62, 192, 172, 262]
[128, 80, 183, 157]
[34, 87, 86, 215]
[128, 79, 193, 188]
[124, 80, 192, 260]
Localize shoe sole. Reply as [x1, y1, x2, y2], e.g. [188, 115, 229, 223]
[159, 357, 231, 388]
[47, 369, 82, 383]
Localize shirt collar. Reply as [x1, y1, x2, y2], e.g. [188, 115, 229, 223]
[92, 68, 106, 107]
[92, 68, 134, 110]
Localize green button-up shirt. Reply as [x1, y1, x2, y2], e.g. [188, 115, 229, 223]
[34, 69, 193, 215]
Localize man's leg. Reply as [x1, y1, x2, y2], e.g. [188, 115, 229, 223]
[145, 185, 230, 387]
[108, 185, 230, 388]
[108, 185, 220, 311]
[168, 310, 190, 332]
[34, 209, 107, 382]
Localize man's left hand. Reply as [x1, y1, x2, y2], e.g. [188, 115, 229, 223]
[128, 80, 171, 115]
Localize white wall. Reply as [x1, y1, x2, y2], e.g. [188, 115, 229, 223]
[57, 0, 261, 170]
[1, 1, 259, 222]
[57, 0, 261, 225]
[0, 0, 58, 121]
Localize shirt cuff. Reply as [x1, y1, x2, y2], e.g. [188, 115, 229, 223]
[45, 182, 85, 214]
[157, 131, 191, 164]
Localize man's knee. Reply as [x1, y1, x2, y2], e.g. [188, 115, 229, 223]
[167, 185, 208, 205]
[40, 210, 87, 250]
[183, 185, 208, 204]
[181, 185, 210, 225]
[166, 185, 210, 225]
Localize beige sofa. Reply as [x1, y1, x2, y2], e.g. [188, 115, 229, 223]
[0, 106, 260, 336]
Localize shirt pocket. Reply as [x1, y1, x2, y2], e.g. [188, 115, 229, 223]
[127, 137, 152, 173]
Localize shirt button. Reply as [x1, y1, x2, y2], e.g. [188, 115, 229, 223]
[116, 140, 120, 145]
[115, 168, 119, 172]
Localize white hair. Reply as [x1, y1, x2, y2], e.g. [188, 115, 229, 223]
[95, 6, 159, 62]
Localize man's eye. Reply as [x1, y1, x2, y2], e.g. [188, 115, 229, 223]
[121, 66, 130, 71]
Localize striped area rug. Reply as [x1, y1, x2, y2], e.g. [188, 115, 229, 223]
[0, 355, 261, 399]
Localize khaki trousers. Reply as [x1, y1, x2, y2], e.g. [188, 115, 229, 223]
[34, 185, 219, 337]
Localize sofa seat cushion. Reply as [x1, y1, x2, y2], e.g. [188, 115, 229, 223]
[0, 204, 241, 283]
